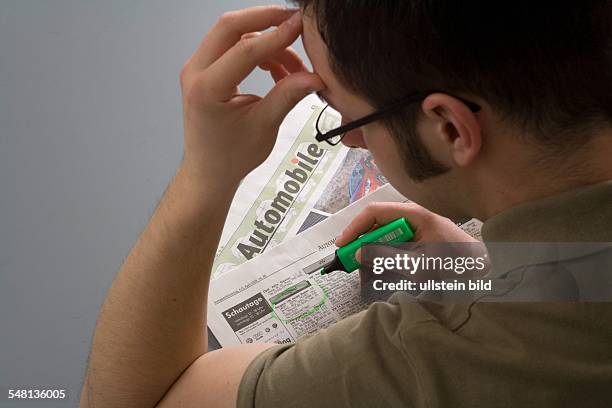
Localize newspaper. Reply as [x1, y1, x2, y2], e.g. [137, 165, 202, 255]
[213, 94, 389, 279]
[208, 184, 408, 346]
[208, 95, 483, 347]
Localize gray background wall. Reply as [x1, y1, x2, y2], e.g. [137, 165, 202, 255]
[0, 1, 305, 406]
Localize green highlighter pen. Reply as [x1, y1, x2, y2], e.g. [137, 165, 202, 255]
[320, 217, 414, 275]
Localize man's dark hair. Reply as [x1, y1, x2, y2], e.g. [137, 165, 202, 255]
[295, 1, 612, 181]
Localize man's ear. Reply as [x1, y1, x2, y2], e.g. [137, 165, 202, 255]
[421, 93, 482, 167]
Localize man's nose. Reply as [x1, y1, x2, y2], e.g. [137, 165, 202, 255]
[341, 128, 367, 149]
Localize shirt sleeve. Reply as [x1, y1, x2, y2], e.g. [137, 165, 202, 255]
[236, 300, 436, 408]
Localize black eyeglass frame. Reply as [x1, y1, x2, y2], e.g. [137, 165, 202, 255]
[315, 91, 482, 146]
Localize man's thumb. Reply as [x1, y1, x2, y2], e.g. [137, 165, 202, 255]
[258, 72, 325, 129]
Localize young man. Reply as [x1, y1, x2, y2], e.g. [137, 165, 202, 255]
[81, 2, 612, 407]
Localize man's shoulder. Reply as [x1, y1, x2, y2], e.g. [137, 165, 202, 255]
[237, 299, 456, 408]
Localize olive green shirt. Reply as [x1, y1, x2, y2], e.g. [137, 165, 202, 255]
[238, 181, 612, 408]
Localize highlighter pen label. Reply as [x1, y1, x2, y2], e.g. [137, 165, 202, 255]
[376, 228, 404, 243]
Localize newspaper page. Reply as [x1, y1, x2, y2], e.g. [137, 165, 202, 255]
[213, 95, 389, 279]
[208, 184, 407, 346]
[208, 95, 484, 347]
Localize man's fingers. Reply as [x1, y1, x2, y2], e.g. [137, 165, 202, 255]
[337, 203, 409, 247]
[189, 6, 297, 70]
[260, 62, 290, 83]
[255, 71, 324, 129]
[254, 40, 307, 74]
[272, 47, 309, 73]
[268, 63, 290, 83]
[259, 47, 308, 82]
[336, 202, 430, 247]
[203, 11, 303, 101]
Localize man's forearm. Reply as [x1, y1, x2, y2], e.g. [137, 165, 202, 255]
[81, 164, 238, 407]
[80, 5, 322, 406]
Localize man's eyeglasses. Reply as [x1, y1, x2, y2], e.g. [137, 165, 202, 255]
[315, 91, 482, 146]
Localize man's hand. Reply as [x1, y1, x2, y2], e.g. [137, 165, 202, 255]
[81, 6, 320, 408]
[179, 6, 324, 183]
[338, 202, 488, 281]
[337, 201, 480, 246]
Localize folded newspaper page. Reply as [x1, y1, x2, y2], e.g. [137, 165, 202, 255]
[213, 94, 389, 279]
[208, 95, 483, 347]
[208, 184, 407, 346]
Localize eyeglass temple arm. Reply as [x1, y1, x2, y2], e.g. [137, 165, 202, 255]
[315, 92, 481, 142]
[316, 111, 388, 141]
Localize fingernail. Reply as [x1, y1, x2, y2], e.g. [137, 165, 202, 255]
[355, 249, 362, 263]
